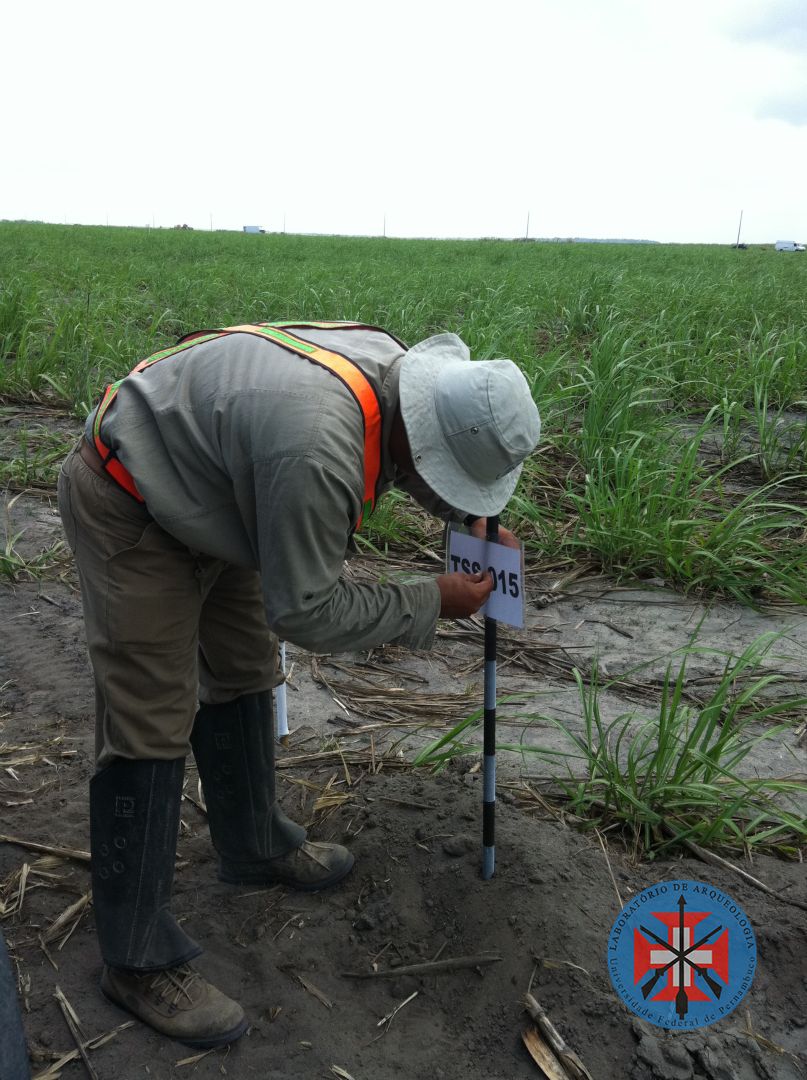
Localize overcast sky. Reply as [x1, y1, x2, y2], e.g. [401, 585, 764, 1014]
[3, 0, 805, 243]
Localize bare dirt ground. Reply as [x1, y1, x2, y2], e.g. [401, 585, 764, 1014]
[1, 430, 806, 1079]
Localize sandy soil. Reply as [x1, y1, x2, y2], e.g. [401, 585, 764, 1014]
[1, 432, 806, 1079]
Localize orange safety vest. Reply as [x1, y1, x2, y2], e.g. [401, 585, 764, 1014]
[92, 321, 403, 530]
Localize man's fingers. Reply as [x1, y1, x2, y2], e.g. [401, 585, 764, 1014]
[436, 572, 495, 618]
[468, 519, 520, 549]
[470, 571, 495, 595]
[498, 527, 520, 550]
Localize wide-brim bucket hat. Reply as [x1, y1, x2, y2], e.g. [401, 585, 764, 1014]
[399, 334, 541, 517]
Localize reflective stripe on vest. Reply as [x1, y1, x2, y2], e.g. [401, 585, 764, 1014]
[92, 321, 396, 529]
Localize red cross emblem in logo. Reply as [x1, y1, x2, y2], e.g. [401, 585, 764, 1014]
[633, 898, 729, 1018]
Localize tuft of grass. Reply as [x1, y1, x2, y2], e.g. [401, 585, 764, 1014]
[0, 425, 76, 492]
[0, 533, 67, 582]
[413, 633, 807, 859]
[560, 415, 807, 605]
[751, 385, 807, 482]
[1, 494, 67, 581]
[352, 490, 434, 555]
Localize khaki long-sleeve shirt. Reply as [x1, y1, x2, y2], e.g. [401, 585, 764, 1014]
[86, 325, 463, 654]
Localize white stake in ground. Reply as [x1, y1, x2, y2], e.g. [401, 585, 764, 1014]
[482, 515, 499, 880]
[275, 641, 289, 746]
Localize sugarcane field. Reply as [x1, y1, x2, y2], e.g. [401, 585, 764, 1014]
[0, 224, 806, 1080]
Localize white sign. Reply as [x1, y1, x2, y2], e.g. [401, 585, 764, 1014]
[446, 527, 525, 628]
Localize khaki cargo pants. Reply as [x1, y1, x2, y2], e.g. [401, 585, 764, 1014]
[57, 445, 279, 767]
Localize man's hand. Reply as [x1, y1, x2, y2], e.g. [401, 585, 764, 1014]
[436, 572, 495, 619]
[468, 518, 520, 550]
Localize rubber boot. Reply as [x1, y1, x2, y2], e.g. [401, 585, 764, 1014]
[90, 758, 201, 970]
[191, 691, 354, 890]
[91, 758, 247, 1048]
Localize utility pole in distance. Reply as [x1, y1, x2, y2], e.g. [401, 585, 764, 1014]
[735, 209, 743, 247]
[525, 210, 530, 240]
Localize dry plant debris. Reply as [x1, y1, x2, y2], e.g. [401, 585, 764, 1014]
[54, 984, 98, 1079]
[0, 735, 76, 769]
[311, 656, 478, 725]
[41, 890, 92, 951]
[30, 1020, 134, 1080]
[437, 616, 581, 681]
[343, 953, 502, 979]
[0, 856, 76, 919]
[522, 992, 594, 1080]
[285, 969, 334, 1009]
[0, 835, 90, 863]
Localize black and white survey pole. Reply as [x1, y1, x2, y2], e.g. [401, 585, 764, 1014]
[482, 514, 499, 880]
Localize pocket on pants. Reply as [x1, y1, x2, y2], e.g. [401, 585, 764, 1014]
[106, 522, 200, 646]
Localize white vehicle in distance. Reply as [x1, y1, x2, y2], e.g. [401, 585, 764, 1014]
[775, 240, 805, 252]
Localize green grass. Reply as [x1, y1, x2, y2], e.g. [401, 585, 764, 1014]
[1, 221, 806, 601]
[413, 633, 807, 859]
[352, 490, 435, 555]
[1, 494, 67, 581]
[0, 422, 76, 492]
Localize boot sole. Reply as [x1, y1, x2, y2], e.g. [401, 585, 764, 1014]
[219, 851, 355, 892]
[101, 983, 250, 1049]
[174, 1015, 250, 1050]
